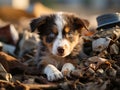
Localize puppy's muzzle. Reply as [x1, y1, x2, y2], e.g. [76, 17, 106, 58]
[57, 47, 64, 56]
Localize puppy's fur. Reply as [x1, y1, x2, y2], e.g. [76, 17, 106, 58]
[14, 30, 40, 57]
[30, 12, 89, 81]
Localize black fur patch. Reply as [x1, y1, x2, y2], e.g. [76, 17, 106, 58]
[30, 15, 56, 35]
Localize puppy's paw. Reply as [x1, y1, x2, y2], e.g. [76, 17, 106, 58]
[44, 64, 63, 81]
[61, 63, 75, 77]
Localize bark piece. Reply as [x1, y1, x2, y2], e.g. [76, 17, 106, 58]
[0, 52, 27, 75]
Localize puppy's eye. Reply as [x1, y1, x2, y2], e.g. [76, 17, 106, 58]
[68, 33, 73, 37]
[66, 32, 73, 38]
[66, 32, 74, 42]
[46, 33, 55, 43]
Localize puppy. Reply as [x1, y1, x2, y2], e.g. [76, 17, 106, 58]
[30, 12, 89, 81]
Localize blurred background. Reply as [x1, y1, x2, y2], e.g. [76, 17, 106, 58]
[0, 0, 120, 30]
[0, 0, 120, 13]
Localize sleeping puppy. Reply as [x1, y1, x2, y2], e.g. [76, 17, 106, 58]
[30, 12, 89, 81]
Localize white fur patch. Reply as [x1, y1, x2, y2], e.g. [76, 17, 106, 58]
[61, 63, 75, 76]
[55, 12, 65, 40]
[55, 12, 66, 35]
[52, 38, 70, 57]
[52, 13, 71, 57]
[44, 64, 63, 81]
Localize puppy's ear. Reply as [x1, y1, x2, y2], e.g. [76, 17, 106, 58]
[30, 16, 46, 32]
[78, 19, 93, 36]
[80, 19, 89, 30]
[75, 18, 89, 31]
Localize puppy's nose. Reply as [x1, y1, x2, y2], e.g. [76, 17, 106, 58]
[57, 47, 64, 54]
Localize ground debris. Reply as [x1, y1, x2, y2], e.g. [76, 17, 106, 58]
[0, 10, 120, 90]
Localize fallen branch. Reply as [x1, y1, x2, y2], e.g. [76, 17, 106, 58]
[17, 79, 84, 90]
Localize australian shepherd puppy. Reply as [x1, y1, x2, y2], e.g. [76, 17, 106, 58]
[30, 12, 89, 81]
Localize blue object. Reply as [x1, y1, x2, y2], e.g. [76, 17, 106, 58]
[96, 13, 120, 30]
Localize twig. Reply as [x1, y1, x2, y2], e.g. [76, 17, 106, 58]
[0, 80, 14, 86]
[21, 80, 84, 90]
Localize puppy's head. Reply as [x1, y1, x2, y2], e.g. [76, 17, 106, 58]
[30, 12, 89, 57]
